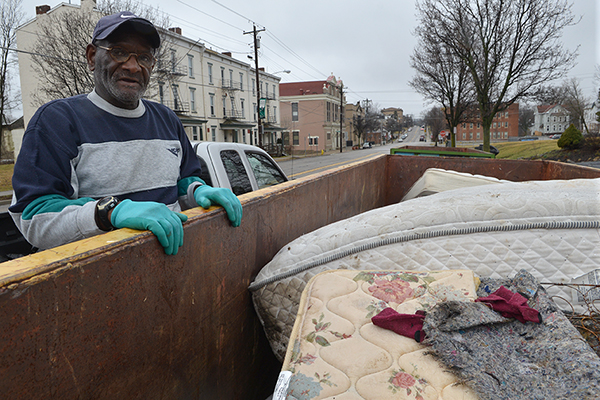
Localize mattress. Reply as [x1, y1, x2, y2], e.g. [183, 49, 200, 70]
[250, 177, 600, 361]
[401, 168, 509, 201]
[276, 269, 480, 400]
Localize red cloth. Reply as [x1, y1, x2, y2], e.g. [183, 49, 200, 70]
[371, 308, 426, 342]
[476, 286, 542, 324]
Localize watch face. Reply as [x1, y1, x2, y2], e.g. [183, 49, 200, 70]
[98, 196, 118, 210]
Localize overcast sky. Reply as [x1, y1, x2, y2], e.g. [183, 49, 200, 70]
[18, 0, 600, 118]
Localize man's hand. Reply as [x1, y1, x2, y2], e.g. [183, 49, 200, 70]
[194, 185, 242, 227]
[111, 199, 188, 255]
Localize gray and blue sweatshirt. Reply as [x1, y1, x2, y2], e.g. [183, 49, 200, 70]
[9, 90, 203, 250]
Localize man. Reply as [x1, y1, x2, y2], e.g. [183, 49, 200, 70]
[9, 11, 242, 255]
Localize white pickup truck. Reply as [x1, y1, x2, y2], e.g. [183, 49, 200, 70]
[191, 142, 288, 196]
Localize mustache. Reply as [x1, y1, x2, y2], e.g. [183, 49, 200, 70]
[114, 72, 144, 84]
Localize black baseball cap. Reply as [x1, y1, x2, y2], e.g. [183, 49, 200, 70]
[92, 11, 160, 49]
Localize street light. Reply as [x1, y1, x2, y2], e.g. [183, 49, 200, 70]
[271, 70, 291, 75]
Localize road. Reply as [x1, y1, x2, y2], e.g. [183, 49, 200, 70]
[277, 126, 426, 179]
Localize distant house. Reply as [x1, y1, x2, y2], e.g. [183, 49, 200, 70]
[584, 100, 600, 134]
[534, 105, 570, 136]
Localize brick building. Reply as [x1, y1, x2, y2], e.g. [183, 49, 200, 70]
[456, 103, 520, 141]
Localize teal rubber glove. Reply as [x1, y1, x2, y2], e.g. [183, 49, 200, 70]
[111, 199, 188, 255]
[194, 184, 243, 227]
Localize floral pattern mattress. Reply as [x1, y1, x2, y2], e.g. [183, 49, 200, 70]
[250, 177, 600, 362]
[275, 269, 480, 400]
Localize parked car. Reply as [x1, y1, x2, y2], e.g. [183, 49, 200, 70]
[474, 144, 500, 156]
[192, 141, 288, 196]
[549, 134, 561, 139]
[419, 135, 426, 142]
[362, 142, 372, 149]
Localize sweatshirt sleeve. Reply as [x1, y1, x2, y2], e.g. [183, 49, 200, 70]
[9, 100, 103, 250]
[10, 194, 104, 250]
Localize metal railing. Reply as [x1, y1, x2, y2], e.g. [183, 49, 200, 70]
[224, 109, 245, 119]
[163, 100, 190, 114]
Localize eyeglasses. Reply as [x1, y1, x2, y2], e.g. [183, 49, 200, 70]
[96, 45, 156, 69]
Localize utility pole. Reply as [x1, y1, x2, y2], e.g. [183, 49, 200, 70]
[244, 25, 266, 147]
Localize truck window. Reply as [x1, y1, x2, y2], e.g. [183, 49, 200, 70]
[245, 152, 287, 189]
[196, 156, 213, 187]
[220, 150, 252, 195]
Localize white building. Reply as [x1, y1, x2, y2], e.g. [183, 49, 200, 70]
[15, 0, 283, 157]
[584, 100, 600, 134]
[533, 104, 570, 136]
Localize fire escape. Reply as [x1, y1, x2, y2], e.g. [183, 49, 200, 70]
[157, 53, 189, 114]
[221, 78, 242, 120]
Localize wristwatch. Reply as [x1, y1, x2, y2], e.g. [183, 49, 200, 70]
[95, 196, 120, 231]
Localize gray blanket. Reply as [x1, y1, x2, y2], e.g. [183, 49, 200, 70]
[423, 270, 600, 400]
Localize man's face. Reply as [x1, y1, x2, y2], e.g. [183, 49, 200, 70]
[87, 32, 154, 109]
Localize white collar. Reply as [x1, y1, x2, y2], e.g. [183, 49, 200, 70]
[87, 89, 146, 118]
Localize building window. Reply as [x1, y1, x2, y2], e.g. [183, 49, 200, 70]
[462, 132, 466, 140]
[222, 97, 227, 117]
[308, 136, 319, 146]
[190, 87, 196, 112]
[273, 106, 277, 122]
[192, 126, 198, 141]
[252, 78, 256, 95]
[239, 72, 244, 90]
[229, 69, 233, 87]
[221, 67, 225, 84]
[292, 102, 298, 121]
[211, 126, 217, 141]
[273, 84, 276, 99]
[159, 83, 165, 104]
[209, 94, 215, 116]
[326, 102, 331, 122]
[240, 99, 245, 119]
[187, 55, 194, 77]
[253, 103, 257, 121]
[477, 132, 480, 139]
[493, 122, 496, 128]
[172, 84, 179, 110]
[505, 122, 508, 128]
[477, 123, 480, 128]
[170, 49, 177, 73]
[470, 123, 473, 129]
[462, 123, 466, 128]
[208, 63, 213, 84]
[293, 130, 299, 145]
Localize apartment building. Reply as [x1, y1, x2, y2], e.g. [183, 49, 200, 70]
[345, 102, 364, 147]
[279, 75, 347, 152]
[533, 105, 570, 136]
[456, 103, 520, 141]
[381, 107, 403, 121]
[15, 0, 283, 157]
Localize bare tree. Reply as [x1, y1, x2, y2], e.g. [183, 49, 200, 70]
[519, 105, 535, 136]
[410, 16, 475, 147]
[421, 106, 446, 144]
[0, 0, 23, 124]
[531, 84, 567, 105]
[29, 0, 172, 107]
[562, 77, 591, 133]
[417, 0, 578, 152]
[0, 0, 24, 160]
